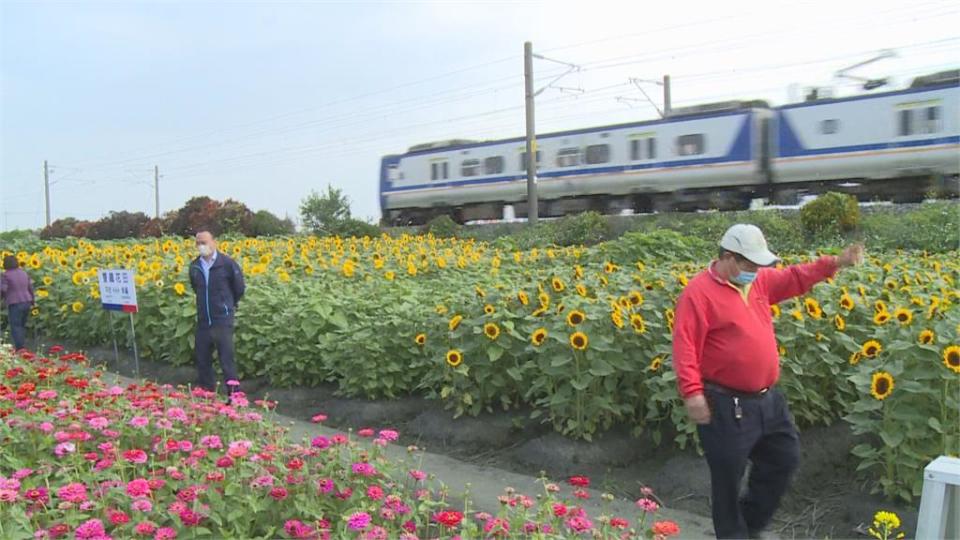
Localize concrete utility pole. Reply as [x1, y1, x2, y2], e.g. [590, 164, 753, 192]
[154, 165, 160, 219]
[523, 41, 538, 226]
[43, 160, 51, 227]
[663, 74, 672, 117]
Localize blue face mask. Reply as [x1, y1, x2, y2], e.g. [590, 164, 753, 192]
[733, 270, 757, 285]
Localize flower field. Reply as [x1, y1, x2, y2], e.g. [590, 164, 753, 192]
[0, 348, 682, 539]
[3, 230, 959, 501]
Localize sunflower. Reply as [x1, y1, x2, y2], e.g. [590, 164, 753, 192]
[445, 350, 463, 367]
[862, 339, 882, 358]
[71, 271, 84, 286]
[531, 306, 548, 317]
[551, 277, 565, 292]
[917, 329, 935, 345]
[36, 288, 49, 299]
[576, 284, 588, 297]
[610, 311, 625, 329]
[873, 311, 891, 325]
[804, 297, 823, 319]
[834, 314, 845, 331]
[31, 308, 39, 317]
[573, 265, 584, 279]
[874, 300, 888, 314]
[448, 314, 463, 331]
[517, 291, 529, 306]
[599, 275, 609, 286]
[870, 371, 895, 400]
[71, 301, 84, 313]
[475, 286, 485, 298]
[884, 280, 897, 291]
[618, 297, 632, 310]
[569, 331, 588, 351]
[770, 305, 781, 318]
[943, 345, 960, 374]
[555, 303, 565, 314]
[604, 262, 617, 273]
[538, 292, 550, 308]
[839, 293, 855, 311]
[43, 276, 53, 286]
[483, 304, 496, 316]
[566, 310, 586, 326]
[531, 328, 547, 347]
[630, 313, 646, 334]
[173, 283, 186, 296]
[791, 309, 803, 321]
[849, 351, 862, 365]
[628, 290, 644, 306]
[893, 308, 912, 325]
[415, 333, 426, 346]
[483, 323, 500, 341]
[648, 357, 662, 372]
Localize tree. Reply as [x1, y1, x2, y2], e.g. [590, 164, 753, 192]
[247, 210, 296, 237]
[299, 185, 352, 235]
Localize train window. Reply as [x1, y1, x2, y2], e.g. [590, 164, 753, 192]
[431, 163, 438, 181]
[556, 147, 581, 167]
[461, 159, 481, 177]
[820, 119, 840, 134]
[630, 138, 656, 160]
[898, 109, 913, 136]
[442, 162, 449, 179]
[484, 156, 505, 175]
[585, 144, 610, 164]
[676, 134, 706, 156]
[630, 140, 641, 161]
[923, 106, 941, 134]
[647, 138, 657, 160]
[387, 164, 400, 181]
[519, 150, 542, 170]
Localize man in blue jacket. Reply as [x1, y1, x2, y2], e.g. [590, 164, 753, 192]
[189, 229, 245, 397]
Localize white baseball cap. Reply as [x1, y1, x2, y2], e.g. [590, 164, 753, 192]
[719, 224, 778, 266]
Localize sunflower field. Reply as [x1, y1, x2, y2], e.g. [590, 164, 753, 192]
[3, 230, 958, 502]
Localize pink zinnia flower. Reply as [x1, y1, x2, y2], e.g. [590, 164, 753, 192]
[178, 509, 203, 527]
[408, 469, 427, 482]
[129, 417, 150, 428]
[54, 442, 76, 457]
[56, 482, 87, 503]
[310, 436, 330, 449]
[38, 390, 58, 400]
[153, 526, 177, 540]
[0, 489, 18, 502]
[134, 521, 156, 536]
[565, 515, 594, 533]
[283, 520, 314, 539]
[87, 417, 109, 430]
[216, 456, 234, 468]
[366, 485, 384, 501]
[357, 428, 375, 438]
[316, 478, 334, 494]
[131, 498, 153, 513]
[74, 518, 106, 539]
[123, 449, 148, 464]
[347, 512, 371, 531]
[378, 429, 399, 442]
[311, 413, 327, 423]
[351, 462, 376, 476]
[200, 435, 222, 449]
[636, 497, 659, 513]
[165, 408, 188, 422]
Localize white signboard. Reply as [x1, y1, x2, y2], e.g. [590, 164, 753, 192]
[97, 269, 139, 313]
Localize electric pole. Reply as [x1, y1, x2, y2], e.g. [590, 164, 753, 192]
[663, 75, 672, 117]
[43, 160, 51, 227]
[524, 41, 538, 226]
[154, 165, 160, 219]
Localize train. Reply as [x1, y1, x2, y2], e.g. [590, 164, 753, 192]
[379, 70, 959, 225]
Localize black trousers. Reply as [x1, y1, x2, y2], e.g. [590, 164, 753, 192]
[698, 386, 800, 539]
[7, 303, 30, 351]
[194, 325, 239, 394]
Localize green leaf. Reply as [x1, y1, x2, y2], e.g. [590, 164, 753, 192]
[928, 417, 944, 433]
[550, 356, 572, 368]
[487, 346, 505, 363]
[879, 429, 904, 447]
[588, 359, 616, 377]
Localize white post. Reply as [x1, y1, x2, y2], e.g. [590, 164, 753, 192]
[916, 456, 960, 539]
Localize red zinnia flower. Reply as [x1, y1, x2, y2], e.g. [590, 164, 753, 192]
[434, 510, 464, 528]
[567, 475, 590, 487]
[652, 520, 681, 537]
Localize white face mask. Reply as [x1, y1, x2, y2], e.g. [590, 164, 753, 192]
[198, 244, 212, 257]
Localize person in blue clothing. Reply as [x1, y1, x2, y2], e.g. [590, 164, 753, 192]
[189, 228, 245, 397]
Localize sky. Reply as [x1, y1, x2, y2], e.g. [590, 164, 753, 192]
[1, 0, 957, 231]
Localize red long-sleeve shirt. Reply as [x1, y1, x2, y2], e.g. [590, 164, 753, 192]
[672, 256, 838, 398]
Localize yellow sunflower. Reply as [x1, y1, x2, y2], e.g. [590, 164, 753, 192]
[445, 349, 463, 367]
[569, 331, 589, 351]
[71, 301, 84, 313]
[483, 323, 500, 341]
[849, 351, 862, 365]
[475, 286, 485, 298]
[36, 289, 49, 299]
[415, 333, 426, 346]
[862, 340, 882, 358]
[834, 314, 846, 331]
[870, 371, 895, 400]
[448, 314, 463, 331]
[483, 304, 496, 316]
[648, 357, 662, 372]
[531, 328, 547, 347]
[630, 313, 646, 334]
[918, 329, 935, 345]
[770, 304, 781, 319]
[566, 310, 586, 327]
[604, 262, 617, 273]
[874, 300, 888, 314]
[575, 284, 588, 297]
[173, 283, 186, 296]
[893, 308, 912, 325]
[628, 290, 644, 306]
[610, 311, 625, 329]
[538, 292, 550, 308]
[943, 345, 960, 374]
[804, 297, 823, 319]
[43, 276, 54, 286]
[551, 277, 565, 292]
[839, 293, 855, 311]
[873, 311, 891, 325]
[517, 291, 530, 306]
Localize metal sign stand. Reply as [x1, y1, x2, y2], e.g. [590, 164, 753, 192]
[108, 311, 121, 371]
[127, 311, 140, 378]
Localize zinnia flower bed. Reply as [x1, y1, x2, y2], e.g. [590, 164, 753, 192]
[0, 347, 680, 539]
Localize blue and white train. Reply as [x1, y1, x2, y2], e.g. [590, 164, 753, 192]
[379, 70, 959, 225]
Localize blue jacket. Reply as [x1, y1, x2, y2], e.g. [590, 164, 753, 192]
[189, 252, 245, 328]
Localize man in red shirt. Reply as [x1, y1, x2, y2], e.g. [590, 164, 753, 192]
[672, 224, 863, 539]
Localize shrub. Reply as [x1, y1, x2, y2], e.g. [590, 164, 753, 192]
[333, 218, 381, 238]
[800, 192, 860, 237]
[423, 215, 461, 238]
[545, 211, 611, 246]
[247, 210, 295, 237]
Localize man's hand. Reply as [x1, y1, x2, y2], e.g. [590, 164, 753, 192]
[684, 394, 711, 425]
[836, 244, 865, 268]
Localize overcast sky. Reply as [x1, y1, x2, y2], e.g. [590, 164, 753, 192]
[1, 0, 957, 231]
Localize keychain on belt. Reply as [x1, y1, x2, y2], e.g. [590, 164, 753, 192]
[733, 397, 743, 420]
